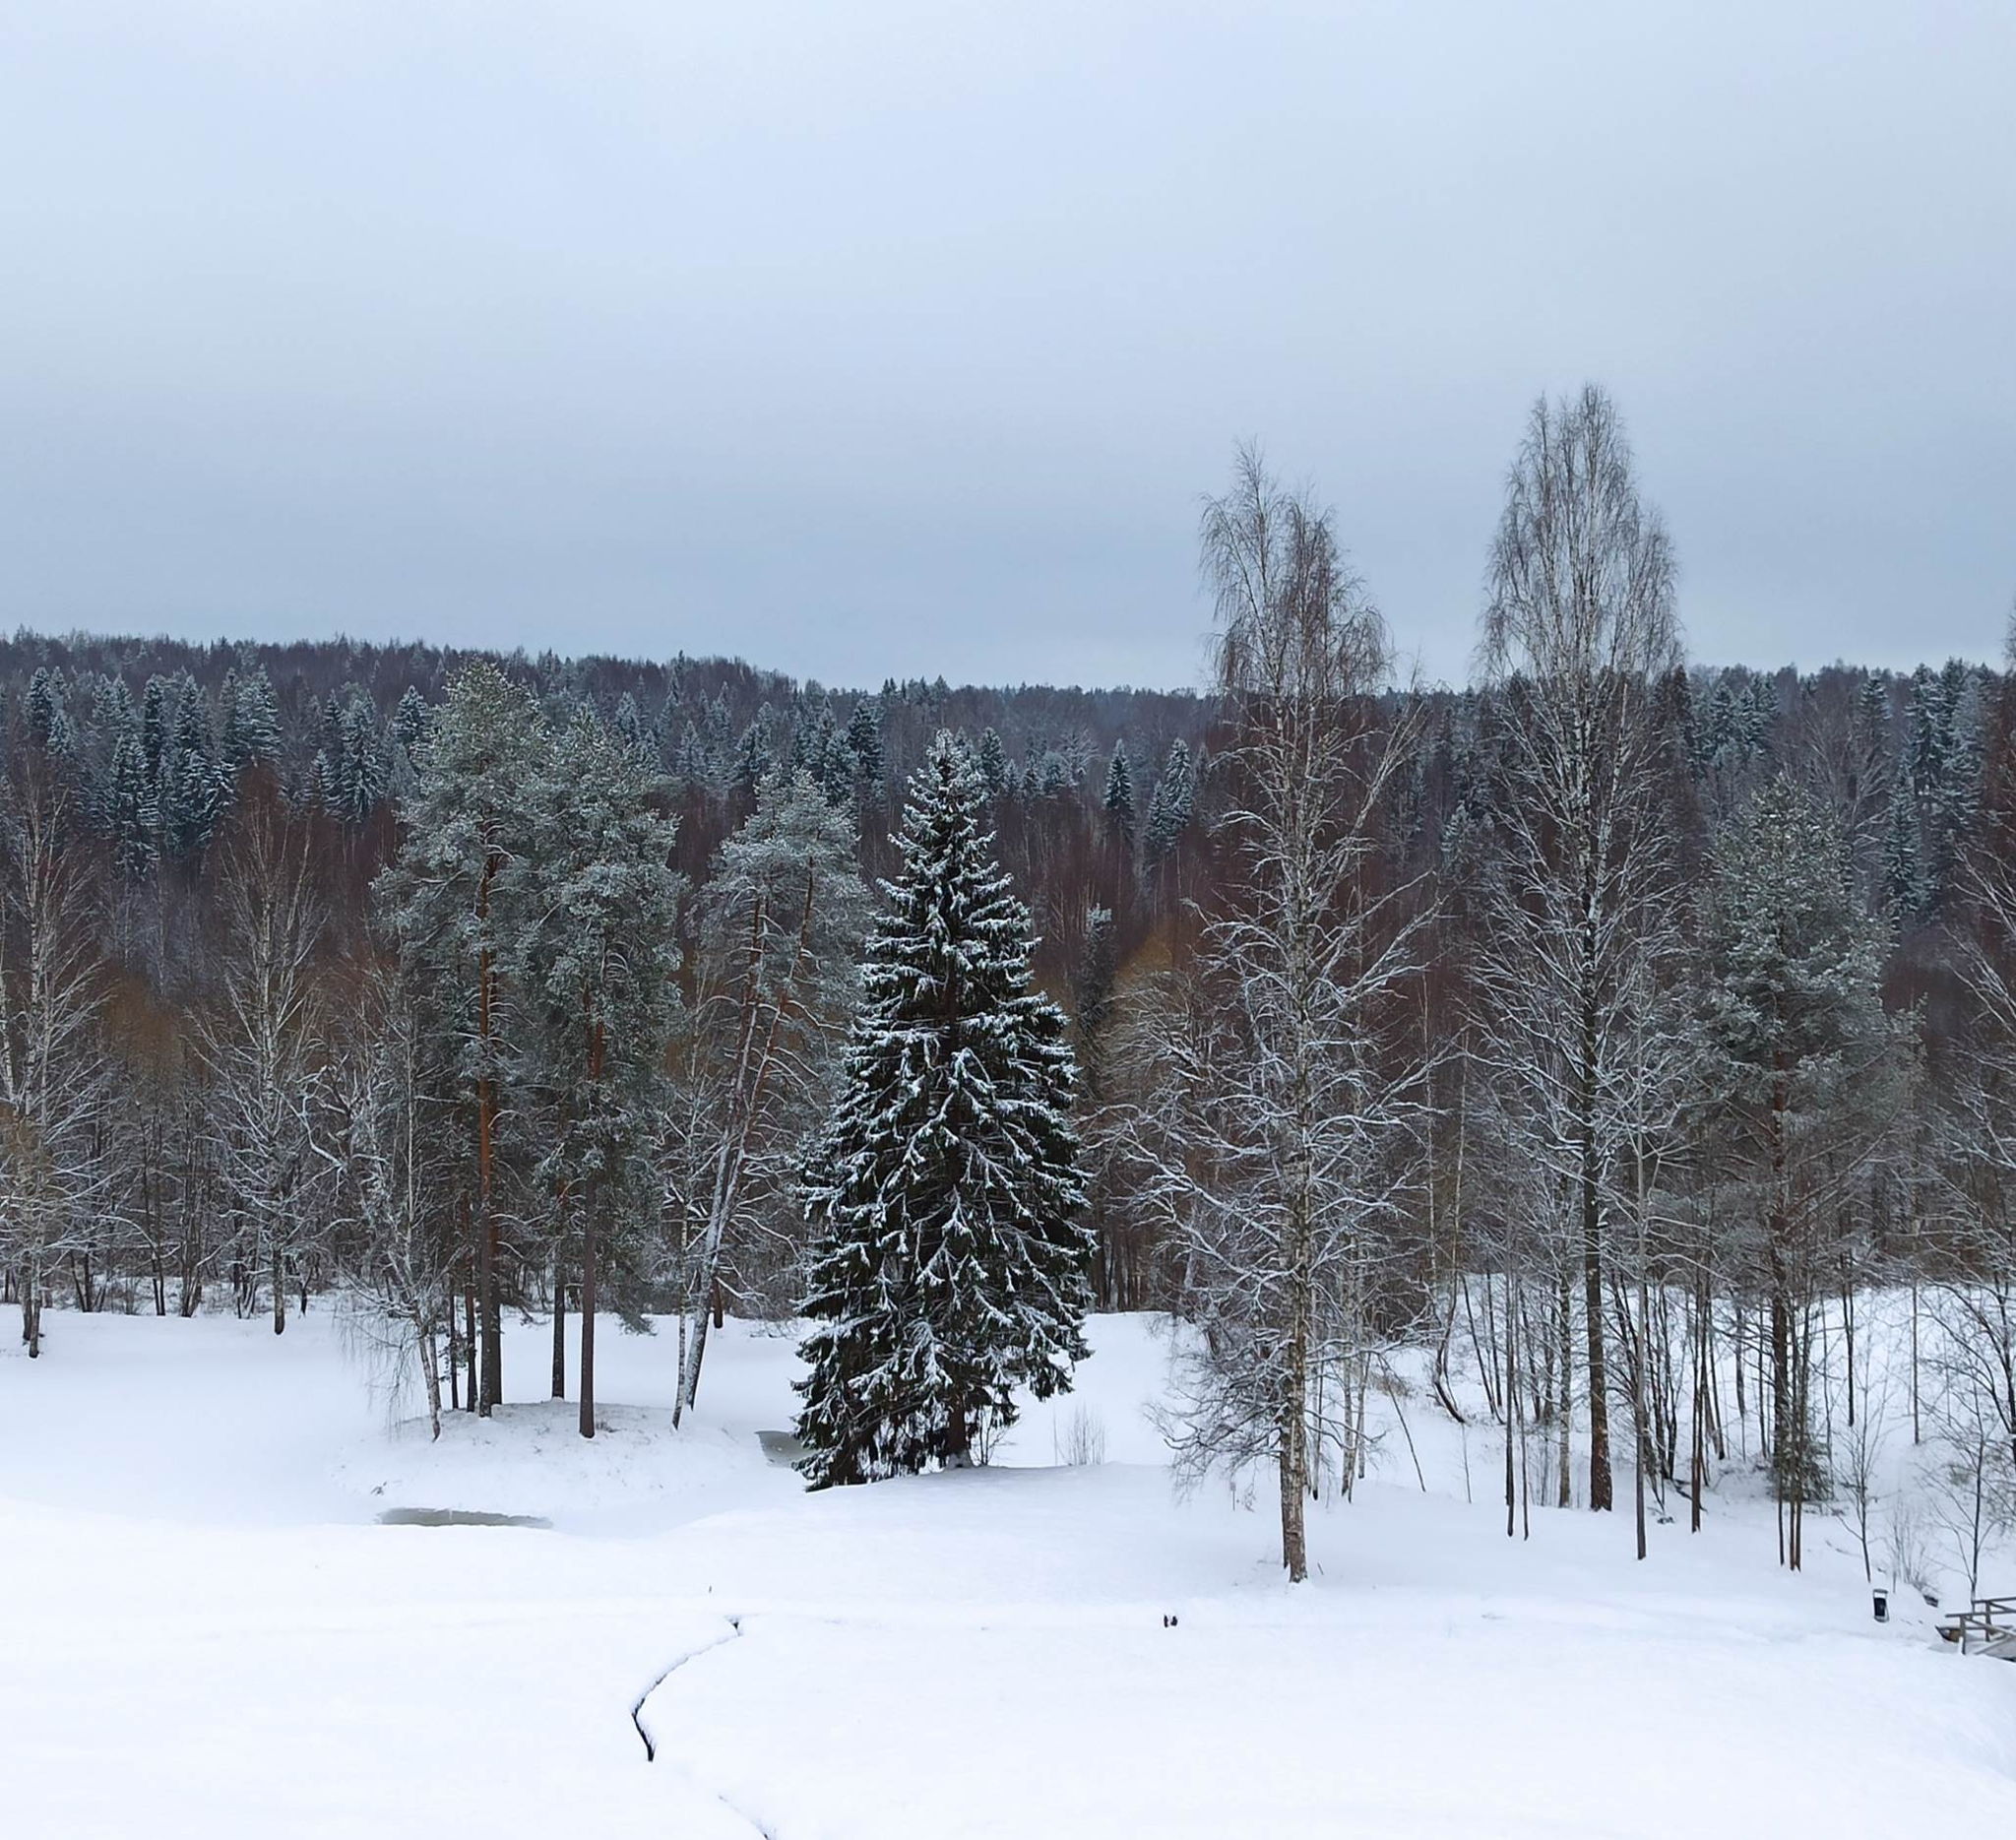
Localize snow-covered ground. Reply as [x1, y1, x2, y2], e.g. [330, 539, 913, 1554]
[5, 1306, 2014, 1837]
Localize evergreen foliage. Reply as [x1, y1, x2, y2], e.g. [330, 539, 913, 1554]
[846, 696, 885, 810]
[976, 728, 1010, 797]
[795, 731, 1092, 1487]
[516, 710, 684, 1313]
[1143, 737, 1195, 862]
[164, 680, 220, 858]
[217, 666, 283, 788]
[329, 696, 387, 825]
[1102, 742, 1135, 840]
[104, 732, 157, 882]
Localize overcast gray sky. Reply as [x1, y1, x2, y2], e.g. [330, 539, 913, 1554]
[2, 4, 2010, 689]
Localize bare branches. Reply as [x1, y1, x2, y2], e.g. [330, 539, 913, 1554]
[1151, 450, 1433, 1579]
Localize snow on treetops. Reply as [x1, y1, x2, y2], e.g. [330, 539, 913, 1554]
[794, 730, 1092, 1490]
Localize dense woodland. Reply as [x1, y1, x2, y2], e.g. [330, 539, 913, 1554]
[5, 389, 2014, 1584]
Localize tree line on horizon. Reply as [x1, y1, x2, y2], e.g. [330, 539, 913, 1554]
[3, 384, 2013, 1583]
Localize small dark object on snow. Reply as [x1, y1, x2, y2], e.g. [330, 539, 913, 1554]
[1872, 1590, 1889, 1623]
[1923, 1592, 1940, 1609]
[1163, 1614, 1179, 1628]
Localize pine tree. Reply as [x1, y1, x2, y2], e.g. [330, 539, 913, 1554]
[375, 662, 549, 1414]
[516, 709, 683, 1438]
[795, 731, 1092, 1487]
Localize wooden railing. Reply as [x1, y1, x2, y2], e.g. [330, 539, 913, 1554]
[1936, 1596, 2016, 1657]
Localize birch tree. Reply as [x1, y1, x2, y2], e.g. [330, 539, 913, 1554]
[1155, 448, 1429, 1581]
[0, 768, 110, 1357]
[667, 771, 870, 1424]
[1473, 384, 1683, 1513]
[327, 970, 454, 1438]
[202, 788, 330, 1334]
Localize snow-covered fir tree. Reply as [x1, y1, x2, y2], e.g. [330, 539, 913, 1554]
[390, 685, 432, 761]
[733, 710, 776, 793]
[976, 727, 1010, 798]
[163, 679, 220, 858]
[329, 695, 387, 825]
[26, 667, 73, 760]
[611, 690, 650, 761]
[794, 730, 1093, 1487]
[1142, 736, 1195, 863]
[139, 675, 171, 794]
[845, 696, 884, 814]
[215, 666, 282, 791]
[1704, 773, 1895, 1551]
[103, 730, 157, 882]
[1884, 750, 1925, 921]
[1102, 741, 1135, 841]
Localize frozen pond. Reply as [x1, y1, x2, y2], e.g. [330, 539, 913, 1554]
[756, 1428, 806, 1467]
[376, 1507, 552, 1529]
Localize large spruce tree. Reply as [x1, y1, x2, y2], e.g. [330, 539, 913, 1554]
[795, 730, 1092, 1488]
[1704, 773, 1895, 1554]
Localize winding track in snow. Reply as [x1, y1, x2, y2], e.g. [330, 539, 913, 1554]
[630, 1615, 743, 1760]
[630, 1616, 777, 1838]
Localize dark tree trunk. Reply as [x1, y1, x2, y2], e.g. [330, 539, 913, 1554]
[550, 1250, 566, 1400]
[579, 1186, 598, 1441]
[464, 1286, 477, 1413]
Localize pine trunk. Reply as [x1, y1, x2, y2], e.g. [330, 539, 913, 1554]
[579, 1188, 597, 1441]
[550, 1246, 566, 1399]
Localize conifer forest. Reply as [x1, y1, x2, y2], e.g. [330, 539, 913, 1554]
[9, 402, 2016, 1837]
[6, 394, 2015, 1593]
[12, 6, 2016, 1830]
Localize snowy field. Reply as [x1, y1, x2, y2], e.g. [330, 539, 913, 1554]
[5, 1308, 2015, 1838]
